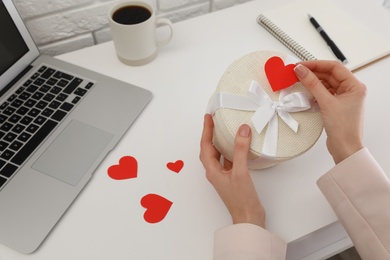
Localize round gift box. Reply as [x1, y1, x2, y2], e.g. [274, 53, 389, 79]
[208, 50, 323, 169]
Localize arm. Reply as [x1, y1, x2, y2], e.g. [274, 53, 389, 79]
[317, 148, 390, 259]
[295, 61, 390, 259]
[200, 114, 287, 260]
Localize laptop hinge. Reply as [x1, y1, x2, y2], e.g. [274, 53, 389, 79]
[0, 64, 33, 97]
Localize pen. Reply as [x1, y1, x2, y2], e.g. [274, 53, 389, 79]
[308, 14, 348, 64]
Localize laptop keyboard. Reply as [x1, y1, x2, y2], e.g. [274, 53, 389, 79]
[0, 65, 94, 189]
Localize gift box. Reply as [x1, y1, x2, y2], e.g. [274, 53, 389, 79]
[207, 50, 323, 169]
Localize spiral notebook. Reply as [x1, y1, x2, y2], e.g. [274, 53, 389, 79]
[257, 0, 390, 71]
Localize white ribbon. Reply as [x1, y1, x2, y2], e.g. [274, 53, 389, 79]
[207, 80, 312, 157]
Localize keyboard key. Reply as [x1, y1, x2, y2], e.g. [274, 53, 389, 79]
[23, 79, 32, 87]
[8, 114, 22, 124]
[41, 108, 54, 117]
[64, 78, 82, 94]
[34, 116, 46, 125]
[3, 107, 16, 115]
[16, 106, 29, 116]
[12, 124, 25, 134]
[72, 96, 81, 104]
[11, 120, 57, 165]
[32, 92, 44, 100]
[0, 141, 8, 151]
[26, 85, 39, 93]
[26, 124, 39, 134]
[46, 78, 58, 86]
[36, 101, 49, 110]
[0, 102, 9, 110]
[51, 110, 67, 121]
[57, 79, 69, 88]
[0, 159, 5, 169]
[7, 94, 17, 102]
[60, 102, 74, 112]
[38, 66, 47, 73]
[20, 116, 33, 125]
[34, 78, 45, 86]
[53, 71, 73, 81]
[0, 164, 18, 178]
[48, 100, 61, 109]
[50, 86, 62, 95]
[56, 93, 68, 102]
[0, 176, 7, 188]
[0, 115, 8, 123]
[85, 82, 94, 89]
[17, 132, 31, 142]
[1, 122, 13, 132]
[1, 150, 15, 161]
[28, 108, 40, 117]
[4, 133, 17, 142]
[74, 88, 87, 96]
[9, 141, 23, 151]
[39, 85, 51, 93]
[15, 87, 25, 94]
[43, 93, 55, 102]
[25, 99, 37, 108]
[31, 73, 39, 79]
[19, 92, 31, 100]
[41, 68, 55, 79]
[10, 99, 24, 108]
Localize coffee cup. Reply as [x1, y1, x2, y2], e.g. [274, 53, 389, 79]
[109, 1, 173, 66]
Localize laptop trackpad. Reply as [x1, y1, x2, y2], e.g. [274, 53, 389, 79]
[32, 120, 113, 186]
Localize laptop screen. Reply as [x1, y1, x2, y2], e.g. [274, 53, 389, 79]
[0, 1, 29, 77]
[0, 0, 40, 95]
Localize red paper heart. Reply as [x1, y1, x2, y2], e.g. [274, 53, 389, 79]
[141, 194, 173, 224]
[264, 56, 299, 92]
[107, 156, 138, 180]
[166, 160, 184, 173]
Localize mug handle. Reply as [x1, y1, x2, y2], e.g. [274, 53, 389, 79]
[156, 18, 173, 47]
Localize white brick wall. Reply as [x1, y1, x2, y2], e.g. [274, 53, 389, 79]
[13, 0, 253, 56]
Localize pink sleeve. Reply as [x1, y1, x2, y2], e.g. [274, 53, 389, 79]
[317, 148, 390, 259]
[214, 223, 286, 260]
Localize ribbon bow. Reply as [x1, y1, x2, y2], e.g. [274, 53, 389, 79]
[248, 80, 311, 156]
[207, 80, 312, 157]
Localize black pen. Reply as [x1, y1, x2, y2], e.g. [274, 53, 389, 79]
[308, 14, 348, 64]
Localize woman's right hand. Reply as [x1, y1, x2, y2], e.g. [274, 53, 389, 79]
[294, 60, 366, 164]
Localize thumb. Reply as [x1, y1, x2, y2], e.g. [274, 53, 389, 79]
[294, 64, 331, 104]
[232, 124, 252, 172]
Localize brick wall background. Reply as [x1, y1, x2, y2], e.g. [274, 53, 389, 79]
[13, 0, 253, 56]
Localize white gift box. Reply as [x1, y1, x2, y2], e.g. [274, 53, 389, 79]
[207, 50, 323, 169]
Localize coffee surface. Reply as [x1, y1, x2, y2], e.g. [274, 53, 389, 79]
[113, 6, 151, 25]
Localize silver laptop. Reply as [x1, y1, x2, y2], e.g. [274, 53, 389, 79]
[0, 0, 152, 253]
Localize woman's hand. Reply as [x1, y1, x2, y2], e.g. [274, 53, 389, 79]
[200, 114, 266, 228]
[295, 60, 366, 164]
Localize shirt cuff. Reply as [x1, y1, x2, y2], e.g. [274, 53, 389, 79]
[214, 223, 286, 260]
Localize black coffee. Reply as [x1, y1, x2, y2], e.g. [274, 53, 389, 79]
[113, 6, 151, 25]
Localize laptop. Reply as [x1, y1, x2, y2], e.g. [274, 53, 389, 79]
[0, 0, 152, 253]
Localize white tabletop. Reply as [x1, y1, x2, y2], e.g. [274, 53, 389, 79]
[1, 0, 389, 259]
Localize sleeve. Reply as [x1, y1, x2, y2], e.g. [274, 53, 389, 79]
[317, 148, 390, 259]
[213, 223, 287, 260]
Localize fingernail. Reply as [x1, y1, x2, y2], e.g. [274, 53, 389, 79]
[294, 64, 308, 78]
[239, 124, 250, 137]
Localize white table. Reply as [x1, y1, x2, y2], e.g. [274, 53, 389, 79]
[1, 0, 389, 259]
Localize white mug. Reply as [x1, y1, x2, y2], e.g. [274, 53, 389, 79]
[108, 1, 173, 66]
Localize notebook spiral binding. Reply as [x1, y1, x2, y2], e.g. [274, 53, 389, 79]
[257, 14, 317, 61]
